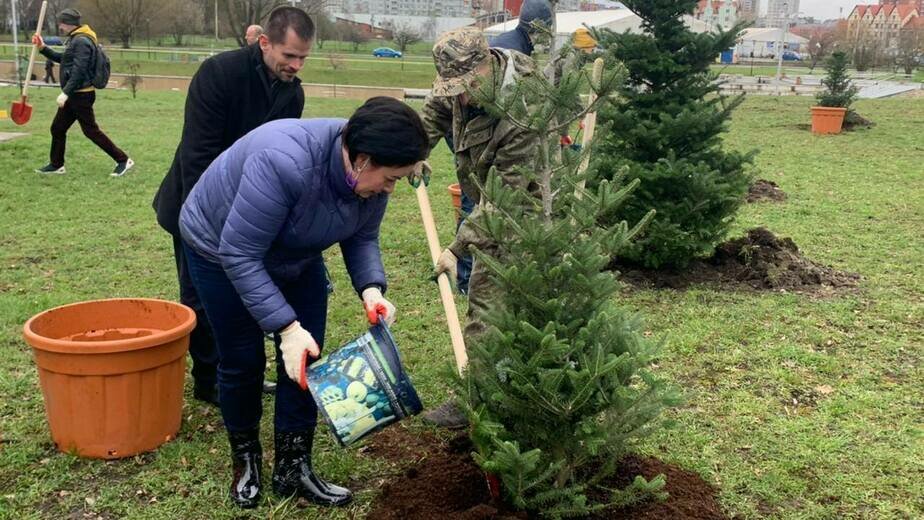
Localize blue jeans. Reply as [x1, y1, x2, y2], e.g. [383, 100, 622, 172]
[182, 242, 328, 433]
[456, 193, 475, 294]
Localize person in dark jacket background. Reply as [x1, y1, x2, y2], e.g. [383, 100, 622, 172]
[43, 60, 55, 83]
[153, 6, 312, 407]
[32, 9, 131, 176]
[489, 0, 553, 55]
[179, 97, 429, 508]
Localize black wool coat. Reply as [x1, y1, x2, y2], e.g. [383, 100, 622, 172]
[153, 44, 305, 235]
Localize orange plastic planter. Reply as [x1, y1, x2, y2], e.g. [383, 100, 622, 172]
[23, 298, 195, 459]
[448, 183, 463, 217]
[811, 106, 847, 135]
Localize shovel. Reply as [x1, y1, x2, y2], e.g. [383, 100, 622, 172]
[415, 182, 468, 375]
[11, 1, 48, 125]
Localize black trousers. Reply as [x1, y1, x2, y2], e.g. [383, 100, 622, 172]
[50, 91, 127, 167]
[173, 234, 219, 386]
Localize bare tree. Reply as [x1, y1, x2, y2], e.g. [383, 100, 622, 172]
[79, 0, 156, 48]
[313, 11, 336, 49]
[391, 23, 420, 54]
[896, 25, 923, 76]
[845, 24, 881, 72]
[153, 0, 204, 46]
[805, 27, 836, 72]
[222, 0, 330, 47]
[340, 22, 369, 52]
[221, 0, 284, 47]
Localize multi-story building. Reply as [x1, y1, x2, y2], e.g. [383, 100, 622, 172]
[765, 0, 799, 28]
[738, 0, 759, 22]
[877, 0, 924, 13]
[332, 0, 470, 17]
[847, 1, 920, 49]
[694, 0, 742, 29]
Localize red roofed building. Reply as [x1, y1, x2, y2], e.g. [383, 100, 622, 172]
[847, 1, 920, 49]
[693, 0, 742, 29]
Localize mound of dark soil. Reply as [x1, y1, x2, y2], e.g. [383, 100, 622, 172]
[364, 427, 726, 519]
[746, 179, 787, 203]
[618, 227, 860, 293]
[843, 111, 875, 131]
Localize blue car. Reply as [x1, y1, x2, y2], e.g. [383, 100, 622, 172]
[372, 47, 402, 58]
[782, 51, 802, 61]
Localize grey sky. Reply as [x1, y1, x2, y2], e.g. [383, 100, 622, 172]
[768, 1, 859, 20]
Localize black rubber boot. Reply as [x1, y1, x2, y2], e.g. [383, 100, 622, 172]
[228, 429, 262, 509]
[192, 380, 219, 407]
[272, 430, 352, 506]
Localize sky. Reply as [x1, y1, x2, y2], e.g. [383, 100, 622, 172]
[775, 1, 860, 20]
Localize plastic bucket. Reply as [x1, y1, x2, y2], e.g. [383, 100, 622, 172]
[307, 319, 422, 446]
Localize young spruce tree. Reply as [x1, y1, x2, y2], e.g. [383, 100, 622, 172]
[816, 51, 859, 109]
[458, 28, 681, 517]
[593, 0, 754, 269]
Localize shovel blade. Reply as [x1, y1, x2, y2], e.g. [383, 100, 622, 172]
[11, 97, 33, 125]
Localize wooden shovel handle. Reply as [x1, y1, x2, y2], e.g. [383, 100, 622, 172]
[22, 1, 48, 99]
[575, 58, 605, 197]
[415, 183, 468, 375]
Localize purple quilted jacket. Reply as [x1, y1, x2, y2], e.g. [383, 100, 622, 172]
[180, 118, 388, 332]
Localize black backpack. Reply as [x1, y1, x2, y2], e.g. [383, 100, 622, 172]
[77, 34, 111, 89]
[90, 42, 111, 89]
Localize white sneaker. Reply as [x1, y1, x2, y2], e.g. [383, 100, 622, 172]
[111, 158, 134, 177]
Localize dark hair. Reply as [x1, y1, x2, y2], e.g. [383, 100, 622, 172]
[265, 7, 315, 44]
[344, 97, 428, 167]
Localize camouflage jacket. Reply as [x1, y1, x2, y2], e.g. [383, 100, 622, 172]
[421, 49, 539, 258]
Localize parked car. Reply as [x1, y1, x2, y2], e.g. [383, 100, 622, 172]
[372, 47, 402, 58]
[782, 51, 802, 61]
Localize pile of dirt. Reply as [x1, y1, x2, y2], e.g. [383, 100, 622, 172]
[618, 227, 860, 293]
[746, 179, 787, 203]
[843, 110, 875, 131]
[365, 428, 726, 519]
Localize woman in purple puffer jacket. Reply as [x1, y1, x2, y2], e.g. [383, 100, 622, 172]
[179, 97, 428, 509]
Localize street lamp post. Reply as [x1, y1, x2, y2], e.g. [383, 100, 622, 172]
[10, 0, 21, 86]
[775, 3, 788, 81]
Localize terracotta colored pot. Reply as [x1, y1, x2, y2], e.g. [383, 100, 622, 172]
[23, 298, 195, 459]
[448, 183, 463, 217]
[811, 106, 847, 135]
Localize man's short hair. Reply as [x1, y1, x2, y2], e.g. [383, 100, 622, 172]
[265, 7, 315, 44]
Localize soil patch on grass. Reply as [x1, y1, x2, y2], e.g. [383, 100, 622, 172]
[365, 427, 726, 519]
[617, 227, 860, 294]
[747, 179, 787, 203]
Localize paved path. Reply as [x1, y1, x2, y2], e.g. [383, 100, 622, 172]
[0, 132, 29, 142]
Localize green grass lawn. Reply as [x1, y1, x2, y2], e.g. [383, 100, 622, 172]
[0, 89, 921, 519]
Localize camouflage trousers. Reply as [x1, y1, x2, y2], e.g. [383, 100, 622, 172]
[463, 251, 500, 343]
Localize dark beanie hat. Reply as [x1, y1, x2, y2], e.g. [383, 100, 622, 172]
[58, 8, 81, 26]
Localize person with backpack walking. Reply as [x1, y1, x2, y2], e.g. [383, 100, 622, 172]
[31, 8, 132, 177]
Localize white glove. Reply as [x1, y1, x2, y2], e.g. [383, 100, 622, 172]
[434, 248, 458, 284]
[278, 321, 320, 390]
[362, 286, 396, 326]
[56, 93, 68, 108]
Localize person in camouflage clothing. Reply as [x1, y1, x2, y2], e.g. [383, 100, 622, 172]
[421, 27, 539, 428]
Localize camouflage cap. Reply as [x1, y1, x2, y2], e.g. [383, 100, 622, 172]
[431, 27, 490, 97]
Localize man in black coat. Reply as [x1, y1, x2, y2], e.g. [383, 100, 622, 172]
[153, 6, 313, 405]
